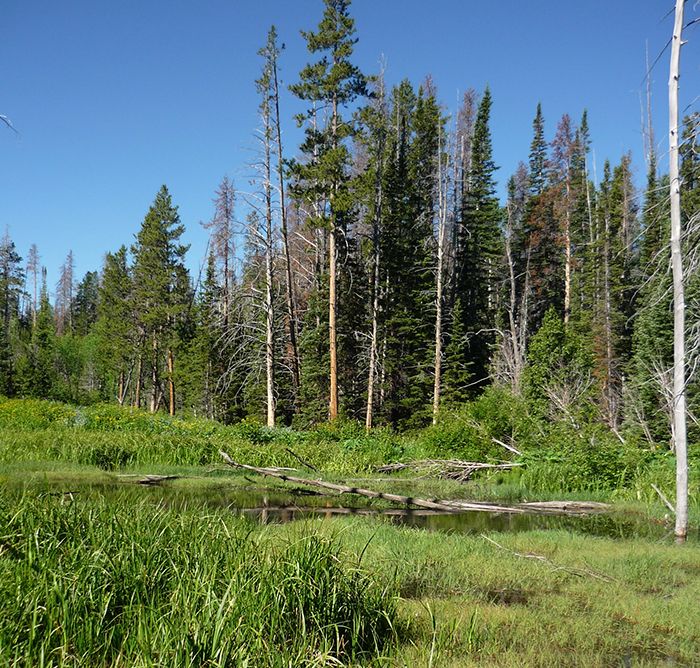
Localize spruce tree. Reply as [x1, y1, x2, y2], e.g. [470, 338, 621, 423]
[454, 87, 501, 391]
[131, 186, 190, 414]
[95, 246, 133, 405]
[289, 0, 368, 421]
[0, 231, 24, 396]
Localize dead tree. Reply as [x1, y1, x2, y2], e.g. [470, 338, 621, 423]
[432, 125, 449, 424]
[668, 0, 687, 541]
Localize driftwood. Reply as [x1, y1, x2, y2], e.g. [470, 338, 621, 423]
[375, 459, 521, 482]
[651, 484, 675, 514]
[518, 501, 610, 513]
[491, 437, 522, 456]
[116, 474, 183, 486]
[284, 447, 319, 472]
[219, 452, 608, 516]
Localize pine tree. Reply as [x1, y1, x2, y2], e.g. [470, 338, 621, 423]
[73, 271, 99, 336]
[454, 87, 501, 391]
[29, 273, 56, 398]
[521, 103, 562, 330]
[131, 186, 190, 414]
[289, 0, 368, 421]
[0, 231, 24, 396]
[96, 247, 133, 405]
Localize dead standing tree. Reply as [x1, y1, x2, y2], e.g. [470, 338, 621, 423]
[668, 0, 687, 541]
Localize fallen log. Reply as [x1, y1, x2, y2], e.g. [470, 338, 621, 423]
[220, 451, 532, 514]
[220, 452, 613, 517]
[220, 451, 470, 512]
[517, 501, 610, 513]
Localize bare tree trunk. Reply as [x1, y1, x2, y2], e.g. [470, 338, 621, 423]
[365, 76, 387, 431]
[669, 0, 687, 542]
[117, 370, 125, 407]
[264, 125, 276, 429]
[272, 51, 301, 399]
[329, 226, 338, 421]
[134, 351, 143, 409]
[167, 348, 175, 417]
[150, 332, 159, 413]
[366, 246, 380, 430]
[328, 93, 339, 421]
[432, 129, 447, 425]
[563, 179, 572, 325]
[505, 201, 525, 393]
[603, 212, 615, 427]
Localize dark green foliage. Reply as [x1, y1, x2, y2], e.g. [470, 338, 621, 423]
[0, 233, 23, 396]
[377, 81, 442, 427]
[95, 246, 133, 403]
[72, 270, 99, 336]
[523, 308, 596, 420]
[454, 88, 502, 390]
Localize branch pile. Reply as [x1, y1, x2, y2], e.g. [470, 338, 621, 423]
[375, 459, 521, 482]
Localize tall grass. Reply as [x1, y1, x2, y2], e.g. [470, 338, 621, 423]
[0, 489, 397, 666]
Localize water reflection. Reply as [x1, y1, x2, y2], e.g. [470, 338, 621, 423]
[24, 480, 695, 541]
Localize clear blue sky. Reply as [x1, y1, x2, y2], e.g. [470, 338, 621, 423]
[1, 1, 698, 292]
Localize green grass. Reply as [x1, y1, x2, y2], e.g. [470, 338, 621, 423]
[298, 518, 700, 667]
[2, 485, 698, 667]
[0, 489, 397, 667]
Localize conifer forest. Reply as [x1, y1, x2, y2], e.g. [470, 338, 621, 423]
[1, 1, 699, 665]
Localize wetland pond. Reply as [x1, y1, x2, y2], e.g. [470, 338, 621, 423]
[26, 477, 692, 542]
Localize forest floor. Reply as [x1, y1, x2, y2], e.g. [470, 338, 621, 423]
[1, 398, 698, 666]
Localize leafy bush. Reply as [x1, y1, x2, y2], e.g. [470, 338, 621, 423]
[519, 424, 653, 493]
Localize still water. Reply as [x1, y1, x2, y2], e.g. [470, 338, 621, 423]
[33, 479, 687, 541]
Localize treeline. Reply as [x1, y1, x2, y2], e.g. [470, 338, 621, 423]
[1, 0, 699, 443]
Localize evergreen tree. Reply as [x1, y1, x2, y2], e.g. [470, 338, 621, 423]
[28, 274, 56, 398]
[73, 271, 99, 336]
[0, 231, 24, 396]
[454, 87, 501, 391]
[131, 186, 190, 414]
[524, 307, 596, 422]
[522, 104, 563, 329]
[95, 247, 133, 405]
[289, 0, 368, 421]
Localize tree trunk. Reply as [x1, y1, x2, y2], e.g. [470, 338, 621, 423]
[167, 347, 175, 417]
[328, 92, 339, 421]
[669, 0, 687, 542]
[264, 105, 276, 428]
[134, 352, 142, 408]
[366, 247, 380, 430]
[117, 370, 125, 407]
[432, 130, 446, 425]
[563, 177, 572, 325]
[329, 226, 338, 421]
[603, 211, 615, 427]
[150, 332, 159, 414]
[272, 53, 300, 399]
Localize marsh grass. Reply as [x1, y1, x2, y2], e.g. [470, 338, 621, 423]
[287, 518, 700, 667]
[0, 490, 397, 667]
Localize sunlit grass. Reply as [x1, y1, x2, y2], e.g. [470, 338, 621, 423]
[0, 489, 397, 667]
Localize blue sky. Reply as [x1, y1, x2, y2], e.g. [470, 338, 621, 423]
[1, 1, 698, 292]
